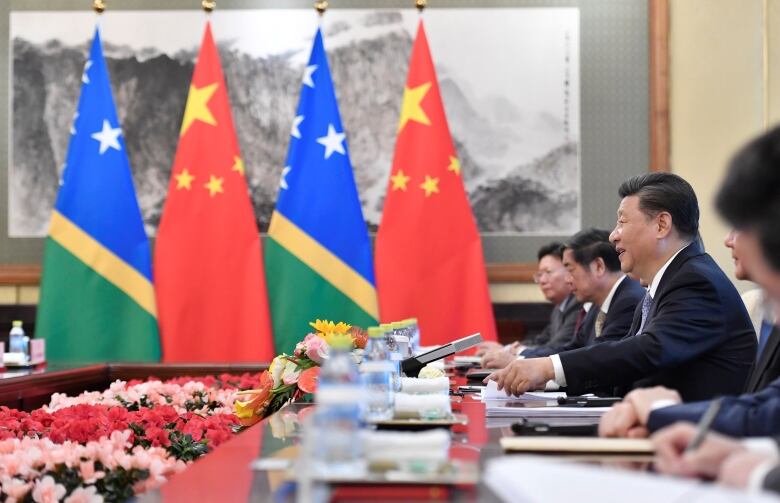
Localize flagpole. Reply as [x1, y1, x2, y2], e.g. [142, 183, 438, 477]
[416, 0, 426, 13]
[92, 0, 105, 13]
[202, 0, 215, 13]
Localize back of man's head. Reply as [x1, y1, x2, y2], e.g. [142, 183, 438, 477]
[618, 173, 700, 241]
[716, 125, 780, 272]
[566, 228, 621, 272]
[537, 242, 565, 262]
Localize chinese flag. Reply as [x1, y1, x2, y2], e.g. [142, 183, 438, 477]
[375, 20, 497, 346]
[154, 23, 274, 362]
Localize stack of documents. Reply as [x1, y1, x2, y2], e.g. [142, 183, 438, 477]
[480, 380, 566, 401]
[485, 456, 780, 503]
[485, 400, 609, 418]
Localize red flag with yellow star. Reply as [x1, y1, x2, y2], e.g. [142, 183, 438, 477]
[154, 23, 274, 362]
[375, 20, 497, 346]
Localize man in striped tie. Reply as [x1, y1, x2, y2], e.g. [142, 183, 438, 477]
[486, 173, 756, 401]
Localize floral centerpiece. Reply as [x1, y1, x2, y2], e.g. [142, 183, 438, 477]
[0, 372, 264, 502]
[234, 320, 367, 426]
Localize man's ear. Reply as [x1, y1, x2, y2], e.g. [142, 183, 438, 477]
[590, 257, 606, 276]
[656, 211, 673, 239]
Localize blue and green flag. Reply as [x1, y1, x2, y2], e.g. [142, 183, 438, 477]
[36, 28, 160, 363]
[265, 29, 378, 353]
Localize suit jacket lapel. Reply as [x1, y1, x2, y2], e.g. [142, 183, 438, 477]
[640, 241, 706, 329]
[604, 279, 628, 327]
[747, 327, 780, 392]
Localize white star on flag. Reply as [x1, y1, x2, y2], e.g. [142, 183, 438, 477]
[302, 65, 317, 88]
[291, 115, 304, 139]
[91, 119, 122, 155]
[280, 166, 291, 190]
[316, 124, 346, 160]
[82, 60, 92, 84]
[70, 112, 79, 135]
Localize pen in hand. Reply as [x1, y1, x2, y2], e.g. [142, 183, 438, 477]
[684, 398, 723, 454]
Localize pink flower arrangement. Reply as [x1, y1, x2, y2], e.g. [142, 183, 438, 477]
[0, 372, 265, 501]
[295, 333, 328, 364]
[46, 379, 239, 416]
[0, 432, 186, 502]
[127, 372, 263, 391]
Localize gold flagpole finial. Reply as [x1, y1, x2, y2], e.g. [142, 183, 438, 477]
[314, 1, 328, 16]
[415, 0, 427, 12]
[202, 0, 216, 13]
[92, 0, 105, 13]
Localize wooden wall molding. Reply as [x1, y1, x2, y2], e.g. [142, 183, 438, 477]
[0, 264, 41, 285]
[649, 0, 670, 172]
[485, 263, 537, 283]
[2, 263, 540, 285]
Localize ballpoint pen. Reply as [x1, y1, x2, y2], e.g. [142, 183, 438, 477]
[684, 398, 723, 453]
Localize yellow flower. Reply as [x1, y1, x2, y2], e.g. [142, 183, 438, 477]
[309, 319, 352, 335]
[234, 398, 256, 420]
[322, 331, 355, 350]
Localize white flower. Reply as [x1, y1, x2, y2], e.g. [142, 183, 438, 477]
[281, 360, 301, 385]
[269, 355, 287, 387]
[418, 365, 445, 379]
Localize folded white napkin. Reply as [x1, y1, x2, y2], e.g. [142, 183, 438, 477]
[393, 392, 452, 419]
[400, 377, 450, 394]
[363, 429, 450, 464]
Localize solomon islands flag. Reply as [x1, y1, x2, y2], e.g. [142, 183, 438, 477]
[265, 28, 379, 353]
[36, 28, 160, 363]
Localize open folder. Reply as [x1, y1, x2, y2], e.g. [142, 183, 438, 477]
[500, 436, 654, 454]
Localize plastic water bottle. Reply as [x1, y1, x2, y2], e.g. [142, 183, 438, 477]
[310, 339, 366, 478]
[385, 323, 404, 390]
[9, 321, 28, 359]
[405, 318, 421, 355]
[361, 327, 395, 421]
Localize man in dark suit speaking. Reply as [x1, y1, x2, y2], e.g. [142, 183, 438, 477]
[561, 228, 645, 345]
[485, 173, 756, 401]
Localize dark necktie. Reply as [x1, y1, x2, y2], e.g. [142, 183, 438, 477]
[573, 307, 587, 335]
[757, 320, 774, 359]
[636, 291, 654, 335]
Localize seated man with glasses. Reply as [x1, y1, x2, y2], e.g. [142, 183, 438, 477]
[477, 242, 583, 368]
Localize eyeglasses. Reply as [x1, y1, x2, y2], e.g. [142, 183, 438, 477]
[533, 270, 553, 283]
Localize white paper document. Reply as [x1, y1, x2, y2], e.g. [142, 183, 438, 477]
[481, 379, 566, 401]
[485, 456, 780, 503]
[453, 355, 482, 364]
[485, 400, 609, 418]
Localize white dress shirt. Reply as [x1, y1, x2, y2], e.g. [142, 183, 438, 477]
[550, 244, 690, 387]
[600, 274, 627, 316]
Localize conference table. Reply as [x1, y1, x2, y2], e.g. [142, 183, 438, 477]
[0, 363, 658, 502]
[136, 371, 611, 502]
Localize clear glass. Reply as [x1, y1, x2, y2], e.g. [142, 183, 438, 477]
[361, 336, 395, 421]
